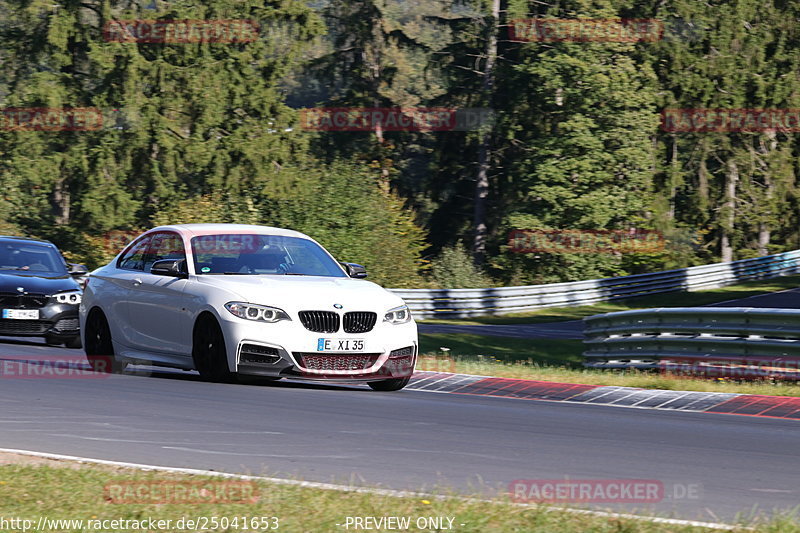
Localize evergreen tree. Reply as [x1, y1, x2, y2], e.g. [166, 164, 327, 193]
[493, 0, 660, 283]
[0, 0, 323, 236]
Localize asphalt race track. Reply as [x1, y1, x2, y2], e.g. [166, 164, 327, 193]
[0, 338, 799, 524]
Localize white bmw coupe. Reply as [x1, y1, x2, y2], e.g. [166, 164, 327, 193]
[80, 224, 418, 391]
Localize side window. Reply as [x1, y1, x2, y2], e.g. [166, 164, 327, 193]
[143, 232, 186, 273]
[117, 235, 152, 271]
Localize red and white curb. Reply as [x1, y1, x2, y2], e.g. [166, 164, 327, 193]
[407, 372, 800, 420]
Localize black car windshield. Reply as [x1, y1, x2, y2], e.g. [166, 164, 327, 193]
[191, 234, 347, 277]
[0, 242, 68, 274]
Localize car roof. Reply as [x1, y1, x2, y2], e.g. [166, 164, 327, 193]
[148, 224, 312, 240]
[0, 235, 56, 246]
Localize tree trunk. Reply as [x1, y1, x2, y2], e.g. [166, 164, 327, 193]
[757, 223, 770, 256]
[668, 135, 678, 219]
[53, 177, 70, 225]
[698, 154, 709, 212]
[755, 131, 778, 257]
[720, 159, 739, 262]
[367, 31, 390, 194]
[472, 0, 500, 265]
[374, 118, 390, 195]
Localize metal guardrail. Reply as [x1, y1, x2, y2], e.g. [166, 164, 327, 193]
[583, 307, 800, 378]
[391, 249, 800, 318]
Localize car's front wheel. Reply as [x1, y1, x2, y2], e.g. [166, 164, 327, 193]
[192, 315, 236, 383]
[367, 376, 411, 391]
[84, 309, 126, 373]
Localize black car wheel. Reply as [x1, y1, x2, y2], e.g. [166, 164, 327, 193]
[192, 316, 236, 383]
[84, 309, 126, 373]
[367, 376, 411, 391]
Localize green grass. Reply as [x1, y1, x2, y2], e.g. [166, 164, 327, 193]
[0, 460, 796, 532]
[418, 334, 584, 366]
[419, 333, 800, 397]
[419, 274, 800, 326]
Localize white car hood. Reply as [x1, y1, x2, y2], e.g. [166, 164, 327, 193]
[196, 275, 405, 312]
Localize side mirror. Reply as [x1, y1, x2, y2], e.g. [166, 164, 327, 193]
[67, 263, 89, 277]
[341, 262, 367, 279]
[151, 259, 188, 279]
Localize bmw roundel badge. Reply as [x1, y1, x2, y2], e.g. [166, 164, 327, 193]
[333, 303, 343, 309]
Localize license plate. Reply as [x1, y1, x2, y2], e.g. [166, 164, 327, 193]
[3, 309, 39, 320]
[317, 338, 365, 352]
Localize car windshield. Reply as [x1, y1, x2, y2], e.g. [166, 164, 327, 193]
[0, 242, 68, 274]
[190, 234, 347, 277]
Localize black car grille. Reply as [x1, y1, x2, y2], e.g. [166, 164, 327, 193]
[53, 318, 79, 332]
[343, 312, 377, 334]
[0, 293, 49, 309]
[239, 344, 281, 365]
[293, 352, 382, 371]
[298, 311, 340, 333]
[0, 320, 49, 334]
[390, 346, 415, 358]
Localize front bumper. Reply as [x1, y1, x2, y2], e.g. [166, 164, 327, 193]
[0, 303, 80, 339]
[220, 312, 418, 381]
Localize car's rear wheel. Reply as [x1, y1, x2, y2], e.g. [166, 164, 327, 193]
[367, 376, 411, 391]
[192, 316, 236, 383]
[84, 310, 126, 373]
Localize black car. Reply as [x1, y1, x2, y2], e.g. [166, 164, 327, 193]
[0, 236, 88, 348]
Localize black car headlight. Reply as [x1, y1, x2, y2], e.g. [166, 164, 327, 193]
[224, 302, 290, 323]
[53, 291, 82, 305]
[384, 305, 411, 325]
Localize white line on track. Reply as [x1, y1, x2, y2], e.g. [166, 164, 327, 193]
[0, 447, 742, 530]
[705, 286, 800, 307]
[161, 446, 356, 459]
[47, 434, 212, 445]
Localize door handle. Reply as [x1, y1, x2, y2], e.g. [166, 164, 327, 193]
[132, 278, 143, 286]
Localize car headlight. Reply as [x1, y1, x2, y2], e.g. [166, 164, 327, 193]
[224, 302, 290, 323]
[384, 305, 411, 325]
[54, 291, 82, 305]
